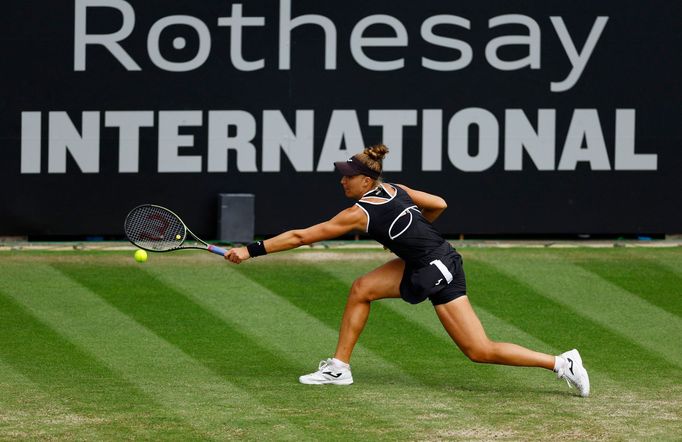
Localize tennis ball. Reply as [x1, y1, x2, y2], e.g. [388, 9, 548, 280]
[134, 249, 148, 263]
[175, 234, 181, 240]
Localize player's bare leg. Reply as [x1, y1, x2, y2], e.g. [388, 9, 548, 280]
[434, 296, 555, 369]
[435, 296, 590, 395]
[299, 258, 404, 385]
[333, 258, 404, 363]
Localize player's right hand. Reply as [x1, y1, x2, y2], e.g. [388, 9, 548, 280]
[225, 247, 250, 264]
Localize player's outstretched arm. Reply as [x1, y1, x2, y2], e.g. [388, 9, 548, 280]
[225, 206, 367, 264]
[395, 184, 447, 222]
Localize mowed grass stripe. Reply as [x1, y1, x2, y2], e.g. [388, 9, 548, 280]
[144, 263, 414, 382]
[0, 347, 112, 440]
[235, 260, 537, 393]
[320, 259, 573, 395]
[462, 256, 681, 387]
[572, 255, 682, 317]
[632, 249, 682, 298]
[0, 290, 199, 440]
[656, 251, 682, 276]
[54, 263, 300, 380]
[1, 262, 302, 440]
[52, 262, 308, 439]
[477, 252, 682, 368]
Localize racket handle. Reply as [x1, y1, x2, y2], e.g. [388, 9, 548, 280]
[207, 245, 227, 256]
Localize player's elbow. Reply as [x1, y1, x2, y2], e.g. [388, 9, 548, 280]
[427, 198, 447, 213]
[291, 230, 310, 247]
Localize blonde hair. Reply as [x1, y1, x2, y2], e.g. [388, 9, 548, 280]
[355, 144, 389, 177]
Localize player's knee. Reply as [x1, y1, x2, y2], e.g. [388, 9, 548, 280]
[349, 277, 373, 303]
[463, 342, 494, 364]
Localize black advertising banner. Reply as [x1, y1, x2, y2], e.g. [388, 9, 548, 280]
[1, 0, 680, 237]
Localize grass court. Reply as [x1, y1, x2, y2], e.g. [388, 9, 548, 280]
[1, 247, 681, 440]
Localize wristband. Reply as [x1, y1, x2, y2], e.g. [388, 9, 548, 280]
[246, 241, 267, 257]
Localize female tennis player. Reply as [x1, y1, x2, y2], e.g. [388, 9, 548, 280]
[224, 144, 590, 397]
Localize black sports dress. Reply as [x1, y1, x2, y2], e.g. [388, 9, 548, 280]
[355, 183, 467, 305]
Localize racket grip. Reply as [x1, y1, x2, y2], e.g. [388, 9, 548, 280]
[207, 245, 228, 256]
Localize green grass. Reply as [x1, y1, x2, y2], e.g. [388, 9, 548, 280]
[1, 247, 681, 440]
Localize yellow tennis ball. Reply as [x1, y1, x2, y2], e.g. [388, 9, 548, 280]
[134, 249, 148, 263]
[175, 234, 181, 240]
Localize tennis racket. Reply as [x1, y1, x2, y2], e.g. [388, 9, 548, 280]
[124, 204, 227, 256]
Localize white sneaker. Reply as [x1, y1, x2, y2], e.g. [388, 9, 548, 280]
[298, 359, 353, 385]
[557, 349, 590, 397]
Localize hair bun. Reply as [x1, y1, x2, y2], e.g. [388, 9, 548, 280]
[364, 144, 389, 161]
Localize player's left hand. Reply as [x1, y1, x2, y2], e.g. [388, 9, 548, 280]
[225, 247, 250, 264]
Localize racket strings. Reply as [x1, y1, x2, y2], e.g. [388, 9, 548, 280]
[125, 205, 186, 251]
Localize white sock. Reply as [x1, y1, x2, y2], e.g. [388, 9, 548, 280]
[332, 358, 350, 369]
[553, 356, 566, 372]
